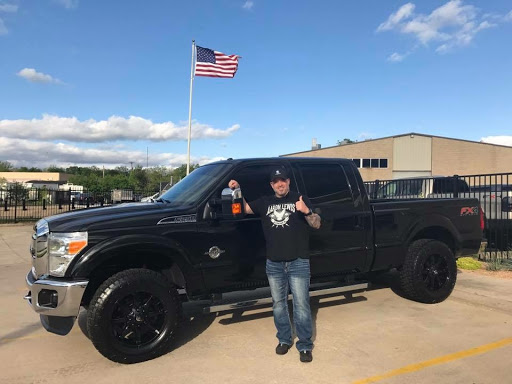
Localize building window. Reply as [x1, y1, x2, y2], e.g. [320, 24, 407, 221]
[359, 158, 388, 168]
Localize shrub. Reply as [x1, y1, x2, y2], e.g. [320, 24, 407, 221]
[456, 257, 482, 270]
[486, 259, 512, 271]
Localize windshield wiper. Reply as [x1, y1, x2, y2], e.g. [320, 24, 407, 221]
[156, 198, 171, 203]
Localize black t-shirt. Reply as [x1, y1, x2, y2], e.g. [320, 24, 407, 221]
[249, 190, 311, 262]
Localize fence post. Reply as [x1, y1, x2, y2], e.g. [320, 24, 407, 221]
[3, 199, 7, 211]
[14, 183, 18, 223]
[22, 199, 27, 211]
[374, 180, 380, 199]
[453, 175, 459, 198]
[43, 199, 46, 210]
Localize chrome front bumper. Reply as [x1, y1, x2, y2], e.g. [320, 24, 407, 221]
[25, 270, 88, 317]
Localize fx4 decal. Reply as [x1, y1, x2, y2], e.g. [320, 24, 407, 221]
[460, 206, 478, 216]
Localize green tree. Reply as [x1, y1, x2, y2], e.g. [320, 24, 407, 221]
[337, 138, 356, 145]
[46, 165, 66, 172]
[129, 166, 150, 190]
[172, 164, 199, 182]
[147, 166, 173, 191]
[18, 166, 42, 172]
[0, 161, 13, 171]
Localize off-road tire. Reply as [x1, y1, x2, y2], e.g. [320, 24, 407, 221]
[400, 239, 457, 304]
[87, 268, 181, 364]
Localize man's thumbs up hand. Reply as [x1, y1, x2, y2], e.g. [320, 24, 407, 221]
[296, 195, 308, 214]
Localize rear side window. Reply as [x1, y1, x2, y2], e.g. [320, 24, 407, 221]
[433, 178, 470, 193]
[299, 163, 352, 205]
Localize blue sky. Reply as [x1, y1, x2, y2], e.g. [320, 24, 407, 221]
[0, 0, 511, 169]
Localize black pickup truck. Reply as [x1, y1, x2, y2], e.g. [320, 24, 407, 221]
[25, 158, 483, 363]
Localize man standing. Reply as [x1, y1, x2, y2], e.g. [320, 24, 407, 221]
[228, 167, 321, 363]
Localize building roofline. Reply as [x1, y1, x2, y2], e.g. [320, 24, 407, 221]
[281, 132, 512, 156]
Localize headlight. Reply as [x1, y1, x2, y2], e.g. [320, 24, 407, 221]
[36, 219, 49, 237]
[48, 232, 88, 277]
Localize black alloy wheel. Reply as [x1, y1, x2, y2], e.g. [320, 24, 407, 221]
[111, 292, 166, 347]
[420, 254, 449, 292]
[400, 239, 457, 304]
[87, 268, 181, 364]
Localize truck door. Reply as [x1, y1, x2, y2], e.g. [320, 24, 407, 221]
[295, 162, 369, 276]
[197, 163, 298, 292]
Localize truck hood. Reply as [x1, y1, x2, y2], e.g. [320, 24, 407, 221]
[44, 202, 196, 232]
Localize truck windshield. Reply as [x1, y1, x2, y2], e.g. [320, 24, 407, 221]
[157, 163, 229, 206]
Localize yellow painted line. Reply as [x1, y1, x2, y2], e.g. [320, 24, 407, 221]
[353, 337, 512, 384]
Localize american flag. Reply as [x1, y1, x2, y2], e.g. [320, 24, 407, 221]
[195, 46, 240, 78]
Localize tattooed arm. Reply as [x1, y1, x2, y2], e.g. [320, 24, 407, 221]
[305, 213, 321, 229]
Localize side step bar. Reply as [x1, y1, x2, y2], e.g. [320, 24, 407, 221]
[203, 282, 368, 314]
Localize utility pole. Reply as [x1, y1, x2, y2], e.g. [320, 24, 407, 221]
[129, 162, 134, 170]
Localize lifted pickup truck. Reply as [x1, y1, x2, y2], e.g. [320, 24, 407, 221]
[24, 158, 483, 363]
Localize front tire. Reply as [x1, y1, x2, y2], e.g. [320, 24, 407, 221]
[400, 239, 457, 304]
[87, 269, 181, 364]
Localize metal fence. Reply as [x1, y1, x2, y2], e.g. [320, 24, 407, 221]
[0, 186, 160, 224]
[364, 172, 512, 258]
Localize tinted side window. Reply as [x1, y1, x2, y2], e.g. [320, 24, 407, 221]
[300, 164, 352, 204]
[232, 164, 296, 203]
[433, 179, 452, 193]
[432, 178, 469, 193]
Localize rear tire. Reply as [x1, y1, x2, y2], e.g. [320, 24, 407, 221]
[400, 239, 457, 304]
[87, 268, 181, 364]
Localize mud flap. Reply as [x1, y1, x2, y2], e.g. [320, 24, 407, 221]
[40, 315, 75, 336]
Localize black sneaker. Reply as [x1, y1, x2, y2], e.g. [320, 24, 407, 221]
[275, 343, 291, 355]
[300, 350, 313, 363]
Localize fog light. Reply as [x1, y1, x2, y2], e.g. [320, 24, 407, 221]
[38, 289, 58, 308]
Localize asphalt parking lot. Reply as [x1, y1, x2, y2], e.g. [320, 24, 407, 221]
[1, 224, 511, 384]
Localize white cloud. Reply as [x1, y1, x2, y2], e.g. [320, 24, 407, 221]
[53, 0, 78, 9]
[0, 114, 240, 142]
[0, 4, 18, 12]
[387, 52, 407, 62]
[504, 10, 512, 22]
[377, 3, 415, 32]
[0, 18, 7, 35]
[17, 68, 63, 84]
[377, 1, 506, 58]
[0, 137, 225, 168]
[242, 1, 254, 10]
[0, 3, 18, 36]
[480, 136, 512, 147]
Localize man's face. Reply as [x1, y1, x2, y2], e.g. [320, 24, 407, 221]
[270, 178, 290, 198]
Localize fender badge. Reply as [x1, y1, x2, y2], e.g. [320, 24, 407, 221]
[204, 246, 225, 259]
[157, 215, 197, 225]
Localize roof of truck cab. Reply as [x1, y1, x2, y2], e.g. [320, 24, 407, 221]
[207, 157, 354, 165]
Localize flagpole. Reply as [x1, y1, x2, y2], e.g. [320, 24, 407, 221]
[186, 40, 196, 175]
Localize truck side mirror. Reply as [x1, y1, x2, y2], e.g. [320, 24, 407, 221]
[221, 187, 245, 218]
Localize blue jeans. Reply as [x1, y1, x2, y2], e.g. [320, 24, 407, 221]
[266, 258, 313, 352]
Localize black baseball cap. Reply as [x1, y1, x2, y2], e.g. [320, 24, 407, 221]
[269, 167, 289, 182]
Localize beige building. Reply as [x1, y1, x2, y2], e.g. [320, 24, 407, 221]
[282, 133, 512, 181]
[0, 172, 70, 183]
